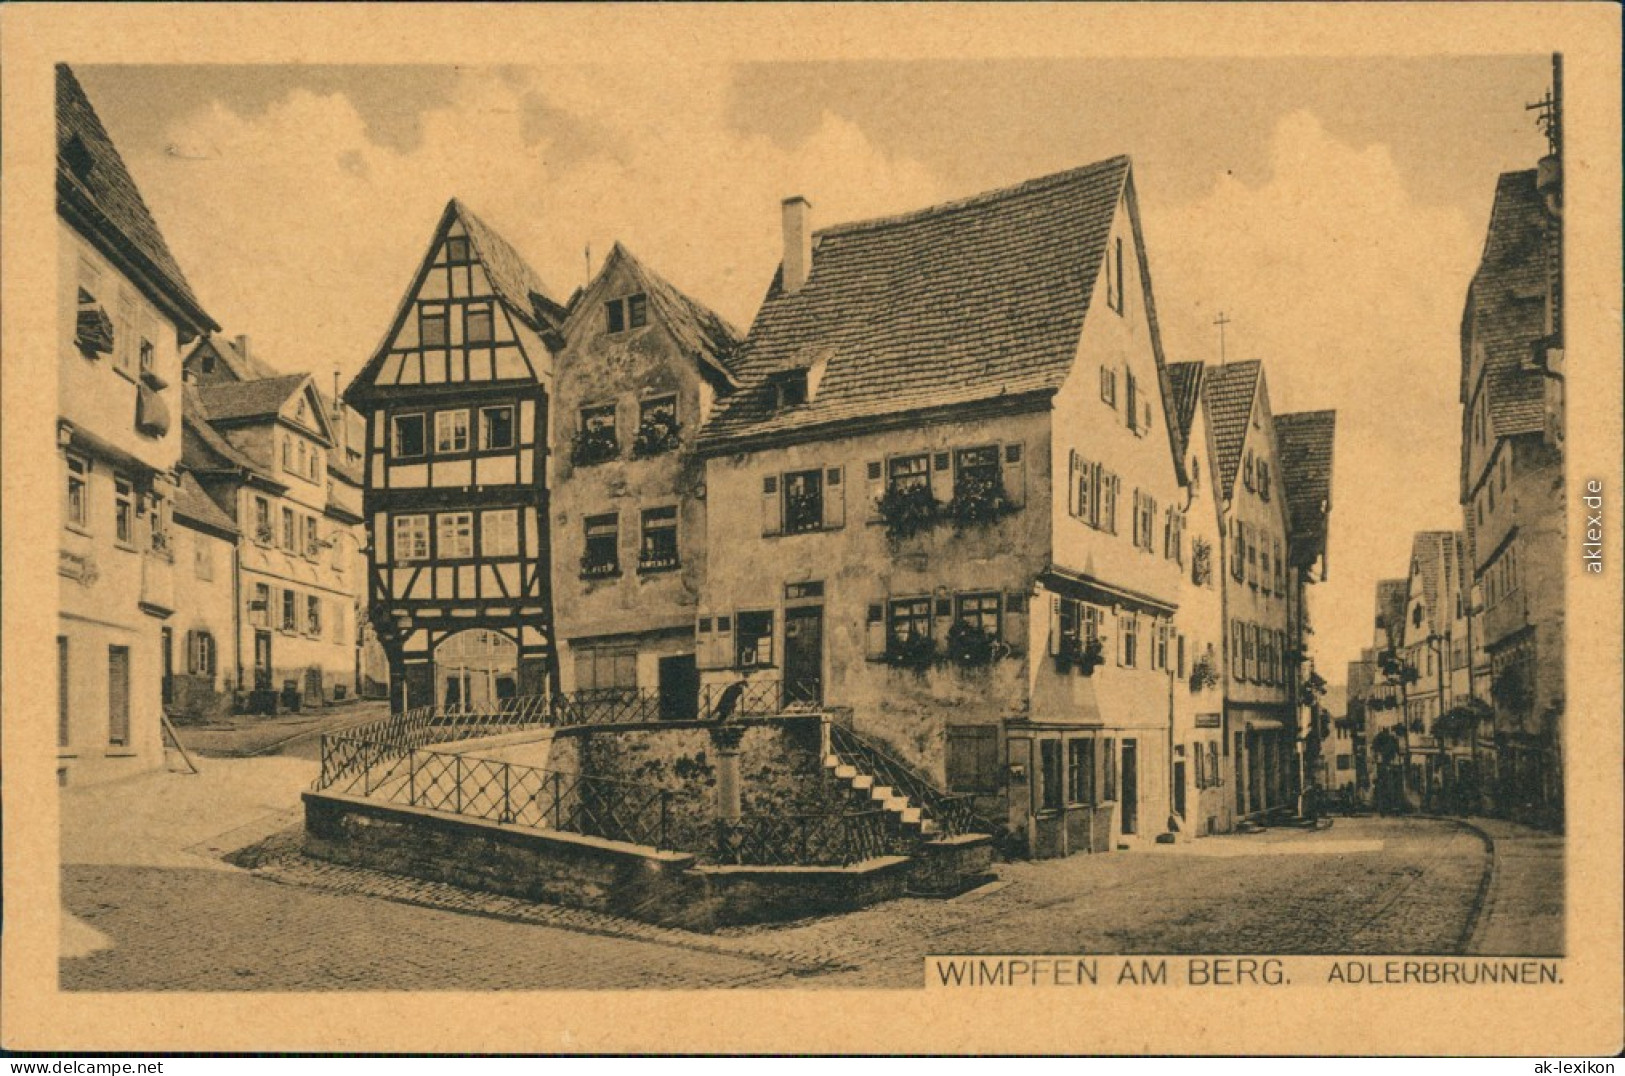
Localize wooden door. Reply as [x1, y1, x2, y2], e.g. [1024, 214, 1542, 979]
[658, 654, 699, 720]
[783, 606, 823, 707]
[1120, 738, 1139, 835]
[254, 631, 273, 690]
[160, 628, 174, 705]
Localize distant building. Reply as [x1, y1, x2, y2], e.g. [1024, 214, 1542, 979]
[696, 159, 1192, 857]
[56, 64, 219, 784]
[1165, 362, 1230, 836]
[168, 472, 239, 720]
[1459, 143, 1565, 821]
[1200, 361, 1295, 821]
[345, 200, 567, 708]
[550, 244, 739, 714]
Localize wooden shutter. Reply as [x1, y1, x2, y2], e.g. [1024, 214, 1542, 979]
[186, 630, 198, 674]
[1047, 593, 1062, 656]
[761, 475, 781, 536]
[108, 646, 131, 746]
[1067, 451, 1080, 518]
[866, 460, 884, 522]
[1001, 443, 1025, 509]
[865, 603, 886, 660]
[823, 466, 845, 529]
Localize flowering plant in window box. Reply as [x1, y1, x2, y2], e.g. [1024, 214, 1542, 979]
[570, 426, 620, 467]
[1055, 634, 1106, 676]
[579, 556, 619, 578]
[784, 486, 824, 533]
[883, 631, 938, 671]
[1191, 536, 1214, 587]
[946, 620, 1002, 668]
[945, 473, 1015, 532]
[1189, 651, 1220, 693]
[254, 522, 276, 546]
[877, 483, 940, 541]
[630, 413, 682, 459]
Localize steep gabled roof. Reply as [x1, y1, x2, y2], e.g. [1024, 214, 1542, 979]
[571, 243, 742, 389]
[56, 65, 215, 335]
[1164, 361, 1206, 445]
[173, 470, 237, 538]
[1374, 578, 1409, 647]
[181, 386, 258, 473]
[1408, 530, 1465, 630]
[187, 334, 284, 382]
[698, 156, 1138, 450]
[1201, 360, 1262, 499]
[453, 199, 558, 330]
[1274, 409, 1336, 569]
[194, 374, 311, 423]
[1462, 171, 1551, 457]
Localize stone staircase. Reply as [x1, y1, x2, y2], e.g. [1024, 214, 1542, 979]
[822, 752, 940, 837]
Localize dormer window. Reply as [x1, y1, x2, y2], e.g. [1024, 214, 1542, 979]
[770, 369, 809, 410]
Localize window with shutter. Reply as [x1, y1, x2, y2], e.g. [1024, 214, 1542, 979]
[761, 475, 782, 535]
[1001, 443, 1025, 509]
[866, 460, 885, 521]
[822, 466, 845, 529]
[947, 725, 1000, 795]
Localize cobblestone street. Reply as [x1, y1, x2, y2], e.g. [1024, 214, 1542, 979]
[60, 758, 1560, 991]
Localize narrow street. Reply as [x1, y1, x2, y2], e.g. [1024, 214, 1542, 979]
[60, 751, 1562, 991]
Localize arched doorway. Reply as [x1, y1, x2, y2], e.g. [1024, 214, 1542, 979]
[434, 628, 519, 710]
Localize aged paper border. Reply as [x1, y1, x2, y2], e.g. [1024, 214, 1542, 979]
[4, 2, 1620, 1056]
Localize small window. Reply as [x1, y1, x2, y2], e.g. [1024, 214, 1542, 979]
[783, 469, 824, 534]
[419, 305, 448, 347]
[113, 476, 134, 545]
[582, 513, 620, 576]
[437, 512, 474, 559]
[192, 631, 216, 677]
[435, 410, 470, 454]
[304, 516, 319, 560]
[465, 303, 494, 345]
[627, 293, 648, 329]
[281, 589, 298, 633]
[307, 596, 323, 637]
[957, 592, 1002, 636]
[1108, 236, 1125, 315]
[1102, 738, 1118, 801]
[736, 610, 774, 667]
[252, 583, 271, 628]
[65, 455, 89, 530]
[281, 506, 296, 552]
[634, 396, 679, 457]
[444, 236, 470, 263]
[1119, 614, 1139, 668]
[953, 445, 1001, 502]
[139, 338, 156, 377]
[481, 509, 519, 557]
[785, 581, 825, 601]
[253, 497, 272, 545]
[1040, 740, 1064, 811]
[639, 505, 679, 570]
[575, 404, 619, 465]
[392, 414, 426, 459]
[887, 454, 930, 493]
[605, 298, 625, 334]
[888, 597, 933, 643]
[772, 370, 809, 410]
[479, 405, 515, 451]
[393, 514, 430, 562]
[1068, 738, 1096, 805]
[1100, 366, 1117, 408]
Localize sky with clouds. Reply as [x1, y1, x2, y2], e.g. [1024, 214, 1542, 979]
[77, 57, 1552, 681]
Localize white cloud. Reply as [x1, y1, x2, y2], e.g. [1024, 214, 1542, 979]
[127, 65, 948, 383]
[1147, 110, 1483, 677]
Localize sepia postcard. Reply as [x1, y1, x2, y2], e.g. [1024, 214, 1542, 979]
[2, 2, 1620, 1057]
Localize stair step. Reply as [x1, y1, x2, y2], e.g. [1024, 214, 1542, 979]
[823, 754, 842, 768]
[850, 774, 873, 790]
[899, 806, 923, 825]
[836, 766, 860, 781]
[869, 785, 894, 802]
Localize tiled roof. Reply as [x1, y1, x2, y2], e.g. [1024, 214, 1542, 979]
[194, 374, 309, 424]
[1164, 361, 1206, 444]
[1274, 409, 1336, 564]
[1374, 578, 1409, 647]
[173, 470, 237, 537]
[192, 335, 285, 381]
[581, 244, 741, 386]
[1463, 171, 1551, 455]
[57, 65, 215, 333]
[698, 156, 1134, 448]
[454, 199, 558, 330]
[1201, 360, 1262, 498]
[181, 386, 258, 473]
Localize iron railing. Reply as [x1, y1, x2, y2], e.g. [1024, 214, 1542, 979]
[713, 808, 911, 866]
[827, 722, 984, 837]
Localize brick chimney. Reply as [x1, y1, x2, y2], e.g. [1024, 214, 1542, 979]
[781, 196, 812, 294]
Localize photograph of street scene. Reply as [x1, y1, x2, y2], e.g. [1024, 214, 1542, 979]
[56, 51, 1565, 991]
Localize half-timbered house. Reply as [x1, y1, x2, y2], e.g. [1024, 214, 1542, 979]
[345, 200, 567, 708]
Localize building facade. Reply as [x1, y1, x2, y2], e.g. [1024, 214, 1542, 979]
[1459, 157, 1565, 822]
[696, 159, 1193, 857]
[1201, 361, 1296, 821]
[168, 472, 240, 720]
[345, 200, 567, 709]
[550, 244, 739, 714]
[56, 64, 219, 784]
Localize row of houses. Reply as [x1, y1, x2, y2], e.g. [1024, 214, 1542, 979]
[1342, 59, 1566, 825]
[343, 155, 1338, 854]
[55, 66, 383, 786]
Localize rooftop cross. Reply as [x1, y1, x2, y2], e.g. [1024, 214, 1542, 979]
[1213, 311, 1232, 365]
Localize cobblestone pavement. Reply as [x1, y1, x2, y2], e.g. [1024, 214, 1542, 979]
[63, 806, 1498, 990]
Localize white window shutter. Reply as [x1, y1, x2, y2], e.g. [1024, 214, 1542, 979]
[866, 460, 884, 522]
[1048, 593, 1061, 656]
[761, 475, 782, 536]
[1067, 451, 1079, 518]
[823, 465, 845, 529]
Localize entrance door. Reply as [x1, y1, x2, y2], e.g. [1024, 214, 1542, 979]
[160, 628, 174, 705]
[783, 606, 823, 707]
[1173, 758, 1187, 818]
[253, 630, 273, 690]
[1120, 738, 1139, 835]
[658, 654, 699, 720]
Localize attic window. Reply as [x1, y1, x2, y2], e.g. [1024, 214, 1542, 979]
[444, 236, 470, 263]
[1107, 236, 1125, 315]
[605, 294, 648, 335]
[63, 135, 94, 182]
[770, 369, 809, 410]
